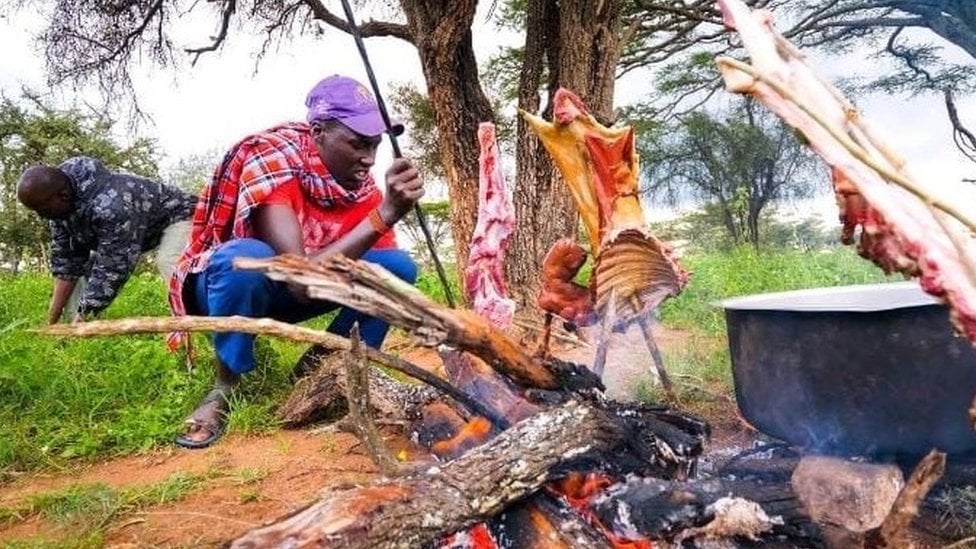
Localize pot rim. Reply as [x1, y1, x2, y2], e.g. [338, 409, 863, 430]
[717, 280, 941, 312]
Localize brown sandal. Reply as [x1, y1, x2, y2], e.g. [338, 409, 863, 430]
[175, 388, 230, 449]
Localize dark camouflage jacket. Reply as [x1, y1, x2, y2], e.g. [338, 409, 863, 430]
[51, 157, 197, 316]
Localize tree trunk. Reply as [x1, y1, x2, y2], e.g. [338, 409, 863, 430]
[400, 0, 494, 298]
[508, 0, 625, 313]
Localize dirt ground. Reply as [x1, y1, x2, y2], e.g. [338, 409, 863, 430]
[0, 325, 971, 548]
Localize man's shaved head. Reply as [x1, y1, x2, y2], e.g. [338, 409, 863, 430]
[17, 165, 73, 219]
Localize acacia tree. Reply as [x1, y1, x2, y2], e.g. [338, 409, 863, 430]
[15, 0, 636, 310]
[19, 0, 972, 304]
[0, 93, 158, 272]
[642, 99, 820, 248]
[620, 0, 976, 161]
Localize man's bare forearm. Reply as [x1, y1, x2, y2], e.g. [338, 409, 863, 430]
[48, 277, 78, 324]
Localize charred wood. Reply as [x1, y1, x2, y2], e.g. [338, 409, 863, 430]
[230, 400, 627, 548]
[278, 350, 440, 428]
[591, 476, 822, 547]
[489, 496, 610, 549]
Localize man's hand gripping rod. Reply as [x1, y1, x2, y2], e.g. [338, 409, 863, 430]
[338, 0, 457, 308]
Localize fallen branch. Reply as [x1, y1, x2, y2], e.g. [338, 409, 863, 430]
[235, 255, 574, 390]
[39, 315, 505, 427]
[229, 400, 626, 548]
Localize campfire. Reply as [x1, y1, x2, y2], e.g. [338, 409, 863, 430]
[42, 0, 976, 547]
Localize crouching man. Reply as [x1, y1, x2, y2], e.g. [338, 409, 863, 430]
[168, 74, 422, 449]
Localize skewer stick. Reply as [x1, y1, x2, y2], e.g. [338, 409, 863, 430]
[631, 296, 677, 403]
[592, 291, 617, 379]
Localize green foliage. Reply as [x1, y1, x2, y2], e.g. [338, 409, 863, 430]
[481, 46, 525, 105]
[650, 207, 837, 253]
[642, 100, 823, 247]
[389, 84, 444, 181]
[0, 92, 160, 273]
[397, 200, 455, 273]
[658, 245, 898, 336]
[414, 262, 463, 306]
[163, 150, 221, 194]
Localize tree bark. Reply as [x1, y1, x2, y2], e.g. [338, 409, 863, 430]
[399, 0, 494, 293]
[229, 400, 626, 549]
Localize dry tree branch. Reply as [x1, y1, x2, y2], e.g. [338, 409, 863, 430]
[944, 88, 976, 164]
[864, 450, 946, 548]
[185, 0, 237, 64]
[39, 315, 506, 427]
[299, 0, 412, 41]
[234, 255, 569, 390]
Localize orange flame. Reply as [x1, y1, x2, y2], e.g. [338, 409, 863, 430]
[548, 472, 654, 549]
[440, 522, 498, 549]
[431, 417, 494, 459]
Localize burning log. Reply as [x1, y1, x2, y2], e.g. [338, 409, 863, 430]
[235, 254, 601, 392]
[278, 346, 441, 428]
[489, 496, 613, 548]
[714, 0, 976, 345]
[229, 400, 625, 548]
[439, 350, 541, 427]
[230, 397, 708, 548]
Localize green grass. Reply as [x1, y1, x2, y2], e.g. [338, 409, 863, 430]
[0, 272, 302, 475]
[0, 471, 206, 546]
[659, 245, 897, 336]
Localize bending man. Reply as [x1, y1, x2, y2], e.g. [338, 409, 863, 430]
[17, 158, 195, 323]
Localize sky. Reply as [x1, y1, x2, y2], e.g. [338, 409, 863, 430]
[1, 3, 975, 221]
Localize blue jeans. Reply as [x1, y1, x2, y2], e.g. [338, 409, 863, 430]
[192, 238, 417, 374]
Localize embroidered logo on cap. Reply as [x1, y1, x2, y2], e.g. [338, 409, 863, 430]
[354, 85, 372, 105]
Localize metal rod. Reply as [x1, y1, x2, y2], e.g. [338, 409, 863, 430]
[338, 0, 457, 308]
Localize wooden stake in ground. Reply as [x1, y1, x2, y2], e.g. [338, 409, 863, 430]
[335, 324, 399, 476]
[229, 400, 626, 549]
[864, 450, 947, 548]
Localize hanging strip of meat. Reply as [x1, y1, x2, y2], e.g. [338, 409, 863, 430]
[465, 122, 517, 330]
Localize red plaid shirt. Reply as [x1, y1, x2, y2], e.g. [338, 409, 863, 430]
[167, 122, 393, 350]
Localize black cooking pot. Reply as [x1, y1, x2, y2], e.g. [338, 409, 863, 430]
[722, 281, 976, 458]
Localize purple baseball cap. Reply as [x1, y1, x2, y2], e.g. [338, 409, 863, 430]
[305, 75, 404, 137]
